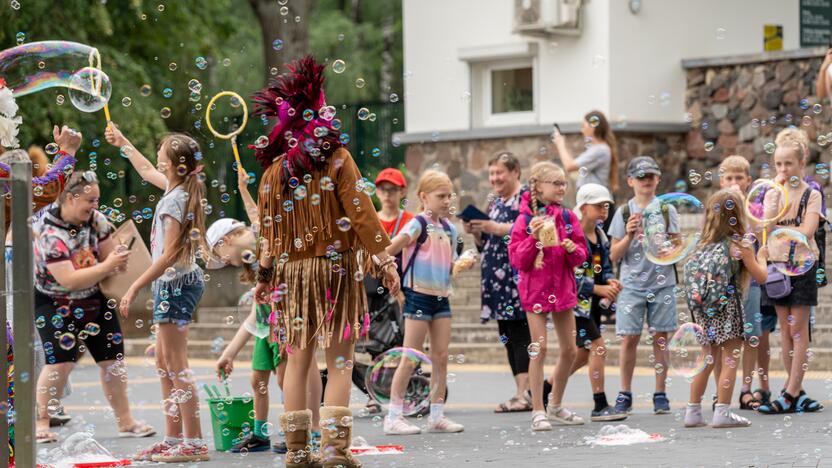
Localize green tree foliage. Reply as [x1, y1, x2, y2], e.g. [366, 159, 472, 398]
[0, 0, 402, 230]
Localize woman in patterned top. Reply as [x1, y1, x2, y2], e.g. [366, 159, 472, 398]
[464, 152, 531, 413]
[32, 170, 154, 444]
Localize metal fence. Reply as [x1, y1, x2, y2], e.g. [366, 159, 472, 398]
[1, 158, 34, 468]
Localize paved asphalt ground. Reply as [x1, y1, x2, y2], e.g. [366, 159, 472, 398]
[32, 357, 832, 467]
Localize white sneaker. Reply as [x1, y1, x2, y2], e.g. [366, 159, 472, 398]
[427, 416, 464, 433]
[384, 416, 422, 435]
[684, 403, 707, 428]
[712, 404, 751, 428]
[531, 411, 552, 431]
[546, 405, 585, 425]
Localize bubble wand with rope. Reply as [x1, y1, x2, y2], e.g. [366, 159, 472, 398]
[205, 91, 249, 174]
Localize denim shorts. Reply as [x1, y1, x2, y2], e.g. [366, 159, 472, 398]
[152, 279, 205, 325]
[742, 284, 763, 338]
[402, 288, 451, 321]
[615, 286, 678, 335]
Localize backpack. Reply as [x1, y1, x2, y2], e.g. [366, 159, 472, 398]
[683, 241, 735, 319]
[399, 215, 462, 288]
[794, 187, 828, 287]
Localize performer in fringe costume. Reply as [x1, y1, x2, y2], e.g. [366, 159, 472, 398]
[252, 56, 400, 468]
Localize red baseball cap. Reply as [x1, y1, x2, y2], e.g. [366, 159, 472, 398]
[375, 168, 407, 188]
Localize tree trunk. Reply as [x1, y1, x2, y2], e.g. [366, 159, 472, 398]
[248, 0, 313, 83]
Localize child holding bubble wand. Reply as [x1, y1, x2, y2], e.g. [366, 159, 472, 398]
[756, 132, 825, 414]
[105, 124, 211, 463]
[682, 189, 768, 428]
[509, 162, 588, 431]
[213, 169, 323, 454]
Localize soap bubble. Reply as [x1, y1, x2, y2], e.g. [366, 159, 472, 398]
[332, 59, 346, 74]
[745, 179, 788, 226]
[768, 228, 816, 276]
[365, 347, 433, 416]
[669, 322, 711, 381]
[68, 67, 111, 112]
[642, 193, 704, 265]
[58, 333, 76, 350]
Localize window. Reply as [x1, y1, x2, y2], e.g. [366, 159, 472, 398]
[475, 58, 537, 127]
[491, 67, 534, 114]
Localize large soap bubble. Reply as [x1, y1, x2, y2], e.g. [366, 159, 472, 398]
[668, 322, 711, 381]
[745, 179, 788, 226]
[642, 193, 704, 265]
[68, 67, 111, 113]
[0, 41, 111, 112]
[365, 347, 433, 416]
[768, 228, 817, 276]
[238, 290, 270, 339]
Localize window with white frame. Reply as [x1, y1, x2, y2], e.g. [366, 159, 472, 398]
[473, 58, 537, 127]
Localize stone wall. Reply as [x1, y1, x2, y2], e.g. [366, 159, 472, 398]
[402, 132, 688, 210]
[401, 49, 831, 210]
[683, 50, 830, 202]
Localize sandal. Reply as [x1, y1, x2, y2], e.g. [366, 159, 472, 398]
[758, 392, 796, 415]
[37, 429, 58, 444]
[495, 396, 533, 413]
[531, 411, 551, 432]
[739, 391, 761, 410]
[365, 399, 382, 415]
[752, 388, 771, 407]
[118, 420, 156, 438]
[795, 391, 824, 413]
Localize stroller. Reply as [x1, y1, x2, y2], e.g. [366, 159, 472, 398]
[320, 277, 447, 416]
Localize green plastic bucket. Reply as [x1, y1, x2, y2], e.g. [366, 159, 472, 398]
[207, 396, 254, 451]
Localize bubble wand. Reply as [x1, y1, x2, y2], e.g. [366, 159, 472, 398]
[205, 91, 249, 174]
[745, 179, 789, 246]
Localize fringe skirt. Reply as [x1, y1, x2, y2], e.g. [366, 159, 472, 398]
[271, 249, 369, 350]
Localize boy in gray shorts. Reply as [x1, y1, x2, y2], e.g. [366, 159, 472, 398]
[608, 156, 678, 415]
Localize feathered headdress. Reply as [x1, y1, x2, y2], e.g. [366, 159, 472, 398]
[0, 78, 22, 149]
[250, 56, 342, 187]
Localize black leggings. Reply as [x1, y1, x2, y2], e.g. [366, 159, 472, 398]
[498, 319, 531, 376]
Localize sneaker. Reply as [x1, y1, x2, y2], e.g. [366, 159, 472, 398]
[427, 416, 464, 433]
[712, 404, 751, 428]
[133, 440, 174, 461]
[151, 442, 210, 463]
[546, 405, 585, 425]
[653, 392, 671, 414]
[272, 440, 287, 454]
[591, 406, 628, 422]
[684, 403, 707, 428]
[383, 416, 422, 435]
[614, 392, 633, 414]
[230, 434, 271, 453]
[531, 411, 552, 432]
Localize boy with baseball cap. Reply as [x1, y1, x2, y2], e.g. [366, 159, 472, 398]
[608, 156, 679, 415]
[375, 168, 413, 237]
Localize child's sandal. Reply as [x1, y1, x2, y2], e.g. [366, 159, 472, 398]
[752, 388, 771, 407]
[739, 391, 761, 410]
[795, 391, 824, 413]
[757, 392, 795, 415]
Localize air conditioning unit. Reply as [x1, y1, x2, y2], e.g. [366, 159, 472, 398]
[514, 0, 583, 37]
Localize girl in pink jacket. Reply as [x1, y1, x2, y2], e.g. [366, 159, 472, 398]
[509, 162, 588, 431]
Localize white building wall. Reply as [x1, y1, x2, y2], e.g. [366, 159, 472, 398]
[608, 0, 799, 124]
[402, 0, 801, 135]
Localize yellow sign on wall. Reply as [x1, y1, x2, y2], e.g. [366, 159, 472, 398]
[765, 24, 784, 52]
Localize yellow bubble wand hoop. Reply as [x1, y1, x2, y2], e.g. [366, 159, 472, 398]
[205, 91, 249, 174]
[744, 180, 789, 246]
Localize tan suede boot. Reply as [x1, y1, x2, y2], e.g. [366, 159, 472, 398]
[280, 409, 321, 468]
[319, 406, 362, 468]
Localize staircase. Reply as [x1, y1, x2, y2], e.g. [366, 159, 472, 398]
[123, 229, 832, 371]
